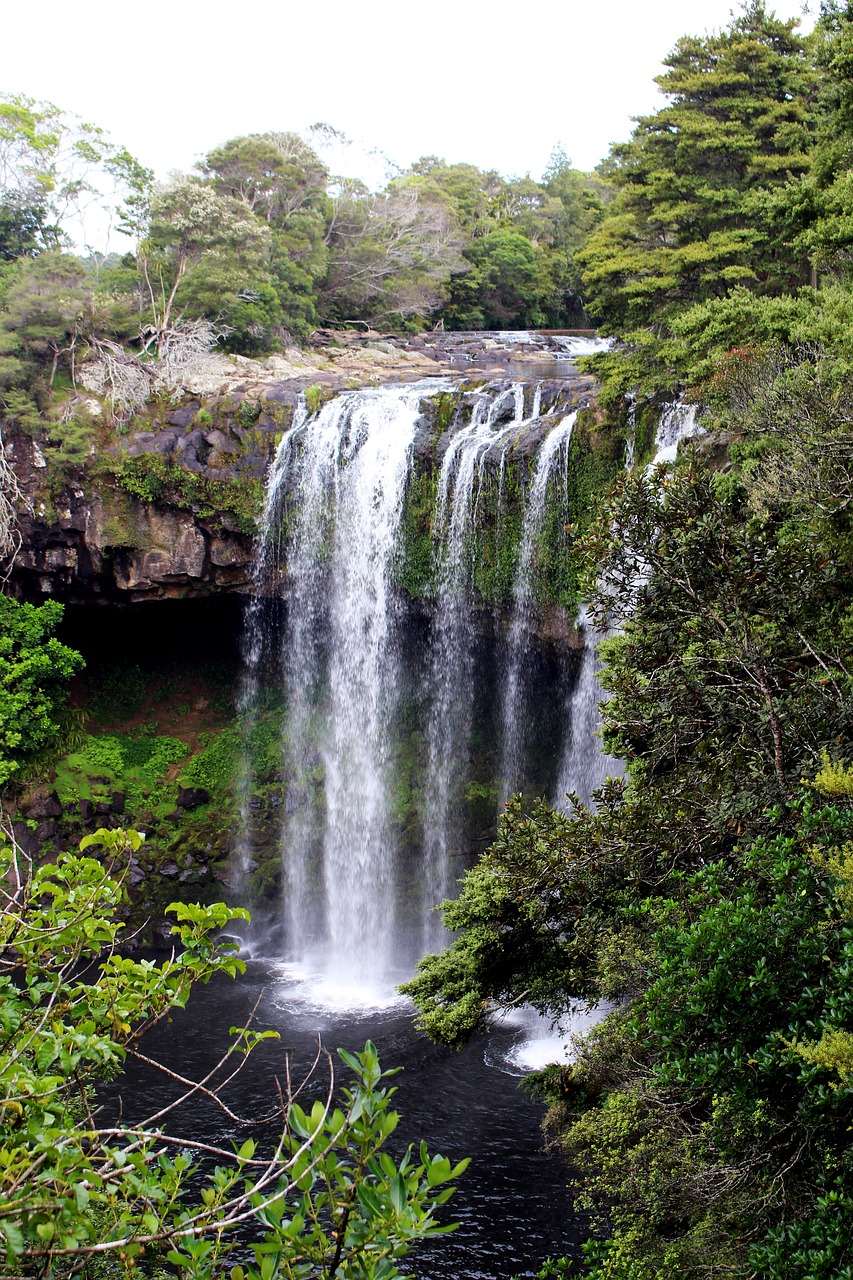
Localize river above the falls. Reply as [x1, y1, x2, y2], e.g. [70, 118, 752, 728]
[105, 958, 594, 1279]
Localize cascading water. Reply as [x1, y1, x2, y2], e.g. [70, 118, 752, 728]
[554, 398, 705, 810]
[241, 374, 669, 986]
[421, 383, 530, 945]
[500, 412, 577, 797]
[650, 400, 703, 466]
[553, 603, 624, 808]
[247, 380, 450, 986]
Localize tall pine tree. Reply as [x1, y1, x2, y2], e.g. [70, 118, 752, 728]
[579, 2, 816, 337]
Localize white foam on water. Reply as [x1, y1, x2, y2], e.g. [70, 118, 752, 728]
[495, 1003, 611, 1075]
[265, 960, 411, 1017]
[552, 335, 613, 357]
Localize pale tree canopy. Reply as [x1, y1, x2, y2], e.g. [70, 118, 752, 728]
[201, 131, 328, 224]
[0, 93, 153, 254]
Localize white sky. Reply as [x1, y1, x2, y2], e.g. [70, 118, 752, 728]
[5, 0, 814, 188]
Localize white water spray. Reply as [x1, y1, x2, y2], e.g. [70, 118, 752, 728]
[500, 412, 577, 796]
[263, 381, 448, 983]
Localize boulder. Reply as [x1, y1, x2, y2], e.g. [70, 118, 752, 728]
[12, 822, 38, 855]
[167, 403, 200, 428]
[23, 787, 63, 821]
[176, 785, 210, 809]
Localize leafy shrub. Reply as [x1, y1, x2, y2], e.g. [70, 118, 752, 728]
[179, 728, 240, 793]
[121, 734, 187, 773]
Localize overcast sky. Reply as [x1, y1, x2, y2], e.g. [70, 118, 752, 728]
[5, 0, 815, 186]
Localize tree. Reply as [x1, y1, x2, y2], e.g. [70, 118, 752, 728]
[202, 132, 328, 226]
[0, 595, 83, 786]
[404, 418, 853, 1271]
[586, 464, 853, 807]
[0, 93, 152, 253]
[202, 133, 329, 338]
[140, 176, 271, 354]
[0, 201, 50, 262]
[0, 250, 138, 431]
[407, 153, 606, 328]
[792, 1, 853, 280]
[406, 159, 505, 238]
[460, 227, 550, 329]
[0, 251, 87, 391]
[0, 829, 468, 1279]
[540, 147, 609, 325]
[321, 181, 466, 325]
[578, 3, 815, 339]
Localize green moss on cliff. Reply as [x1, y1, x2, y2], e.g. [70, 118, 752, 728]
[108, 454, 265, 534]
[471, 463, 524, 604]
[393, 400, 627, 612]
[395, 464, 439, 597]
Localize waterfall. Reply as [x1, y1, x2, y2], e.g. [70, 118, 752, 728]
[422, 384, 536, 943]
[251, 381, 448, 984]
[246, 377, 572, 984]
[500, 412, 577, 797]
[554, 397, 705, 810]
[241, 374, 649, 989]
[553, 604, 624, 808]
[624, 392, 637, 472]
[650, 400, 702, 466]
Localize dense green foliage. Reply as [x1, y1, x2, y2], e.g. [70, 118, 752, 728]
[0, 102, 607, 435]
[0, 595, 82, 785]
[0, 834, 467, 1278]
[402, 26, 853, 1248]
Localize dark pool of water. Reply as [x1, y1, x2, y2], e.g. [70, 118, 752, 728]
[102, 958, 587, 1279]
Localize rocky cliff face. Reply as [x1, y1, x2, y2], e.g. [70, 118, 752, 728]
[12, 449, 255, 602]
[6, 335, 597, 605]
[2, 334, 607, 939]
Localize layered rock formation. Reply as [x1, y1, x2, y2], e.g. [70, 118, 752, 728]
[6, 333, 597, 605]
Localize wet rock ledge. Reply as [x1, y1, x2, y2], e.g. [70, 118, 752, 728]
[7, 331, 596, 605]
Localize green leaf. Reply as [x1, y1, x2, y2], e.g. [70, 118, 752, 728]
[389, 1173, 406, 1214]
